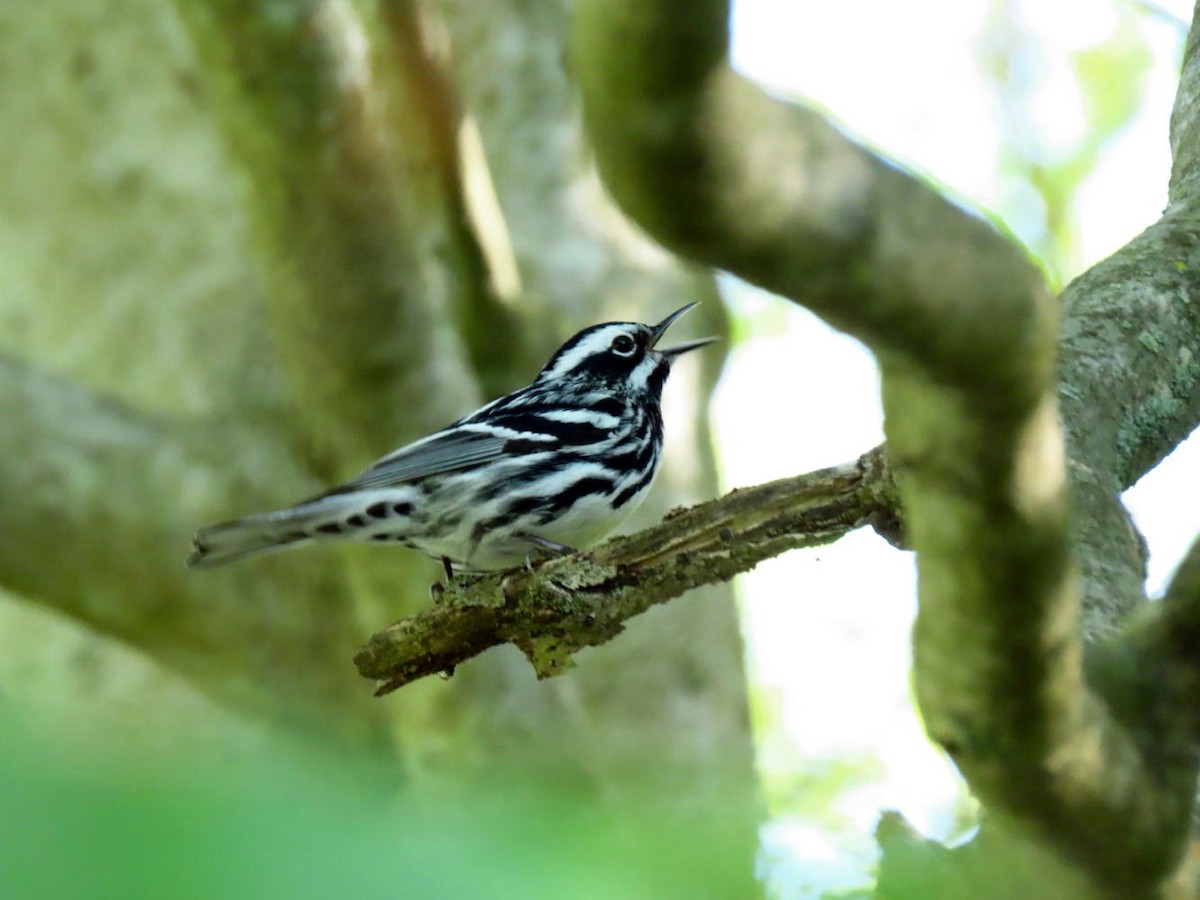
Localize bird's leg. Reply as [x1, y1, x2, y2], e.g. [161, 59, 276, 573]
[517, 532, 578, 570]
[518, 532, 578, 555]
[428, 556, 458, 601]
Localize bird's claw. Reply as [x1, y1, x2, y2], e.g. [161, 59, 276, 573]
[521, 533, 578, 572]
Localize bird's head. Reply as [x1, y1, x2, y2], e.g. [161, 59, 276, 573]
[536, 303, 716, 398]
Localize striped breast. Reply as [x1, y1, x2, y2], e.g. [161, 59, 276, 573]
[404, 389, 664, 569]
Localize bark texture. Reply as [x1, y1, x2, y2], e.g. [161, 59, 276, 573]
[9, 0, 1200, 893]
[565, 0, 1200, 894]
[356, 446, 898, 692]
[0, 0, 757, 872]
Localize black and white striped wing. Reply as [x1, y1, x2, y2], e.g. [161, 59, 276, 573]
[329, 399, 617, 494]
[332, 429, 518, 492]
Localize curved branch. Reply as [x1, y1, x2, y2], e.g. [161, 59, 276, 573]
[0, 354, 390, 751]
[1058, 210, 1200, 494]
[355, 446, 898, 693]
[1053, 23, 1200, 628]
[574, 0, 1200, 890]
[175, 0, 481, 469]
[1054, 206, 1200, 634]
[1125, 534, 1200, 752]
[572, 1, 1052, 400]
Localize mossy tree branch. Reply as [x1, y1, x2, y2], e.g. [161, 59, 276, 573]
[354, 446, 898, 694]
[1055, 23, 1200, 630]
[568, 0, 1200, 892]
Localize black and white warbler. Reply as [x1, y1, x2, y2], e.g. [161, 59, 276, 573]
[186, 303, 714, 574]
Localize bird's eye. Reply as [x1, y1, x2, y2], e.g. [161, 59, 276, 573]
[610, 334, 637, 357]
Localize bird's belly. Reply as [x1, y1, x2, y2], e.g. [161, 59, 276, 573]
[533, 492, 636, 547]
[407, 479, 652, 572]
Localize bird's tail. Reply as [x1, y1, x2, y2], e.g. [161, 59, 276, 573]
[186, 497, 350, 569]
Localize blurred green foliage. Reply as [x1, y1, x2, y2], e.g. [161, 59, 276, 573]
[981, 0, 1154, 286]
[0, 717, 751, 899]
[1074, 26, 1153, 138]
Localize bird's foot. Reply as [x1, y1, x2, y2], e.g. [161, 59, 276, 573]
[427, 556, 459, 601]
[517, 532, 578, 571]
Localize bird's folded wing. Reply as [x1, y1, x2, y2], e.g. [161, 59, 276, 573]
[329, 428, 550, 493]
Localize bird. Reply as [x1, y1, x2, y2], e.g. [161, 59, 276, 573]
[186, 303, 715, 575]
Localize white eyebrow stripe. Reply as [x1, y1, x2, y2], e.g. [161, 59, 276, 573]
[543, 326, 628, 378]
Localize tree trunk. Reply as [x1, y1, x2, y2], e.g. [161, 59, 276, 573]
[0, 0, 758, 878]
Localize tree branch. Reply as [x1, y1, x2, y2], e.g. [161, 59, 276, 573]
[174, 0, 481, 469]
[1059, 211, 1200, 493]
[0, 354, 391, 752]
[355, 446, 898, 694]
[375, 0, 529, 398]
[1054, 205, 1200, 637]
[571, 0, 1052, 400]
[363, 2, 761, 837]
[1054, 11, 1200, 629]
[433, 0, 733, 371]
[572, 0, 1200, 890]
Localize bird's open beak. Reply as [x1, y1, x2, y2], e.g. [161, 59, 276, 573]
[649, 302, 718, 359]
